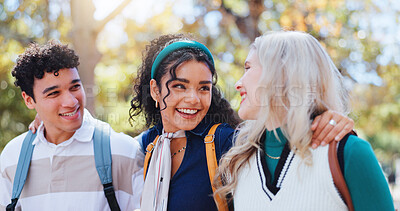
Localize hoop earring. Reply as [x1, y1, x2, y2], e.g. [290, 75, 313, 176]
[155, 100, 158, 108]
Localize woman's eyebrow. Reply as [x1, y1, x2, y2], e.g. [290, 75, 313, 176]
[199, 80, 212, 85]
[175, 78, 212, 84]
[175, 78, 189, 83]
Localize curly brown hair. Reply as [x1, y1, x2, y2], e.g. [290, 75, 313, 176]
[129, 34, 241, 128]
[12, 40, 80, 101]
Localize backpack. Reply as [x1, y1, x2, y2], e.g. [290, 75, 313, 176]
[328, 132, 356, 211]
[6, 123, 121, 211]
[143, 123, 229, 211]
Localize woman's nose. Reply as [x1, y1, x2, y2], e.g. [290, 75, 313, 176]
[185, 89, 200, 104]
[235, 78, 243, 91]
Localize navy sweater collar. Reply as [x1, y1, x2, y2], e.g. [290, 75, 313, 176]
[153, 116, 214, 137]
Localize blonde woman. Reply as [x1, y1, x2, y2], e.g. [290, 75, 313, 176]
[216, 31, 394, 210]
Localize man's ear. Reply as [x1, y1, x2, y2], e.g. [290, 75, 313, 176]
[22, 92, 35, 109]
[149, 79, 161, 102]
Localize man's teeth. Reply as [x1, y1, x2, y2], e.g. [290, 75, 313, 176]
[177, 108, 198, 114]
[60, 110, 77, 116]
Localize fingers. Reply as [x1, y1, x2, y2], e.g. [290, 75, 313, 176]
[333, 124, 353, 142]
[29, 121, 36, 134]
[334, 117, 354, 141]
[323, 120, 346, 144]
[313, 119, 337, 147]
[311, 115, 321, 131]
[310, 115, 322, 148]
[29, 113, 42, 134]
[311, 111, 334, 148]
[320, 112, 354, 143]
[311, 110, 355, 149]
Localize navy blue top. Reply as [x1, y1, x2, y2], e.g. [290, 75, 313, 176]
[141, 118, 235, 211]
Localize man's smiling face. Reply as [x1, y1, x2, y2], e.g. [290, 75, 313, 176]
[23, 68, 86, 143]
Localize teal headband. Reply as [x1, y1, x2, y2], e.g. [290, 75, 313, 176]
[151, 40, 214, 79]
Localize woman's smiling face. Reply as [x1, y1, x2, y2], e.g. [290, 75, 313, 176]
[154, 60, 213, 132]
[235, 48, 263, 120]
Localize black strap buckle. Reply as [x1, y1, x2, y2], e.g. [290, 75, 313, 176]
[103, 183, 121, 211]
[6, 198, 18, 211]
[103, 183, 116, 197]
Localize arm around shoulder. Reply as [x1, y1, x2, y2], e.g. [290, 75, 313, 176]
[343, 135, 395, 211]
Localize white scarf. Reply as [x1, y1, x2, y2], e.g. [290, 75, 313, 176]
[141, 129, 186, 211]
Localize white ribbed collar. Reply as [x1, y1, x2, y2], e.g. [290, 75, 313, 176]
[32, 109, 95, 146]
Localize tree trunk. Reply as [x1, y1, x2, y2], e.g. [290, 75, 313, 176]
[220, 0, 264, 41]
[70, 0, 102, 114]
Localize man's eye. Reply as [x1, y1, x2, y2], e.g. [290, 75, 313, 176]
[71, 84, 81, 90]
[48, 91, 59, 97]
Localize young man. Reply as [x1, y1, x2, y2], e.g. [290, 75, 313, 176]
[0, 41, 144, 210]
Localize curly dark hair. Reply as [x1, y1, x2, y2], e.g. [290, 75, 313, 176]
[12, 40, 80, 100]
[129, 34, 241, 128]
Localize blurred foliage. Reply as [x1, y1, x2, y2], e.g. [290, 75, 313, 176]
[0, 0, 399, 166]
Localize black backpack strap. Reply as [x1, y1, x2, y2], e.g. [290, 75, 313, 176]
[337, 131, 357, 175]
[103, 183, 120, 211]
[337, 134, 349, 175]
[7, 131, 37, 211]
[93, 122, 121, 211]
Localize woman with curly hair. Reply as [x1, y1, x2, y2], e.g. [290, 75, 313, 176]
[215, 31, 394, 210]
[129, 33, 354, 211]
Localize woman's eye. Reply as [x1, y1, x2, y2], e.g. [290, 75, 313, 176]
[244, 66, 250, 72]
[200, 86, 210, 91]
[172, 84, 185, 89]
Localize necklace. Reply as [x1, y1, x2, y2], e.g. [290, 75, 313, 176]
[171, 146, 186, 158]
[266, 152, 280, 160]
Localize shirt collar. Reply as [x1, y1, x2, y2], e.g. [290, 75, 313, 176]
[264, 128, 287, 147]
[187, 116, 214, 136]
[32, 109, 95, 146]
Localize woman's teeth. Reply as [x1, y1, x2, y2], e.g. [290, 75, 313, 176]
[177, 108, 198, 114]
[60, 110, 77, 116]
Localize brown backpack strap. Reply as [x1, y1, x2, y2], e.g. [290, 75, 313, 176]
[204, 123, 229, 211]
[143, 135, 159, 180]
[328, 140, 354, 211]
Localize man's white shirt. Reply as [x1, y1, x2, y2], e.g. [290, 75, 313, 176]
[0, 109, 144, 211]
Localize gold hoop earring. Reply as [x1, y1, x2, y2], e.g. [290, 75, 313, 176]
[155, 100, 158, 108]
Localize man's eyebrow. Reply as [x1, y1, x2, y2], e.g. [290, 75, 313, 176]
[71, 79, 81, 84]
[42, 86, 58, 94]
[42, 79, 81, 94]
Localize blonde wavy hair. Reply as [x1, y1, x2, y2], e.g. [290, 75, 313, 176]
[214, 31, 349, 201]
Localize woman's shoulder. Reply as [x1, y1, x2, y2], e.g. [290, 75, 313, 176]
[342, 136, 395, 210]
[343, 135, 374, 159]
[215, 123, 235, 136]
[213, 123, 235, 143]
[140, 126, 161, 151]
[342, 134, 383, 177]
[213, 123, 235, 158]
